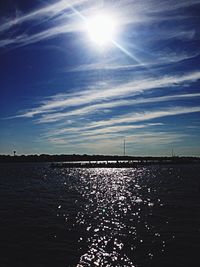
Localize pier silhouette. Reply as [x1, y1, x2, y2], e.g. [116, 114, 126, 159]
[1, 154, 199, 167]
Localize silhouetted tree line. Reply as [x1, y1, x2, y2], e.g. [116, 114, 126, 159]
[0, 154, 199, 163]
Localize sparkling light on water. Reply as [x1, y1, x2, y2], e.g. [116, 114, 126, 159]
[57, 167, 172, 266]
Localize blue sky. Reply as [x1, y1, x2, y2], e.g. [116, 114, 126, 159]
[0, 0, 200, 156]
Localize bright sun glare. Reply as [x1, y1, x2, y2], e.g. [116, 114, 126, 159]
[85, 13, 117, 47]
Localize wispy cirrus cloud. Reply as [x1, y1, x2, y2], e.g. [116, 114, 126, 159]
[33, 92, 200, 124]
[21, 0, 200, 26]
[41, 104, 197, 151]
[69, 51, 200, 72]
[47, 106, 200, 134]
[46, 130, 188, 150]
[0, 21, 81, 49]
[87, 106, 200, 129]
[145, 0, 200, 13]
[56, 131, 187, 155]
[0, 0, 90, 49]
[0, 0, 199, 50]
[0, 0, 86, 33]
[13, 71, 200, 120]
[45, 123, 154, 138]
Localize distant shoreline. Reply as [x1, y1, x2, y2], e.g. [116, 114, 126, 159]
[0, 154, 199, 164]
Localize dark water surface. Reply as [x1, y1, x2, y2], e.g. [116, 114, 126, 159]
[0, 163, 200, 267]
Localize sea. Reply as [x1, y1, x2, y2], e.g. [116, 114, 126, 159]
[0, 163, 200, 267]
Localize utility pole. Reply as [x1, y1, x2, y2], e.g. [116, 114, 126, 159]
[124, 139, 126, 156]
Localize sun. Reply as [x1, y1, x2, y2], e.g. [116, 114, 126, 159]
[85, 13, 117, 47]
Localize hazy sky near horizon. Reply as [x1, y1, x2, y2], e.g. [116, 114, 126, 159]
[0, 0, 200, 156]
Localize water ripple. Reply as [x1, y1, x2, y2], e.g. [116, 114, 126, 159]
[58, 167, 169, 266]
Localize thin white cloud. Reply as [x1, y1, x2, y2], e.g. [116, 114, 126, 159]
[69, 51, 200, 72]
[49, 124, 149, 138]
[146, 0, 200, 13]
[34, 92, 200, 124]
[0, 20, 83, 49]
[0, 0, 198, 49]
[0, 0, 86, 33]
[88, 106, 200, 129]
[43, 106, 200, 141]
[46, 130, 187, 148]
[14, 71, 200, 119]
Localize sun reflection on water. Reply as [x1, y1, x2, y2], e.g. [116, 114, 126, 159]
[56, 167, 172, 266]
